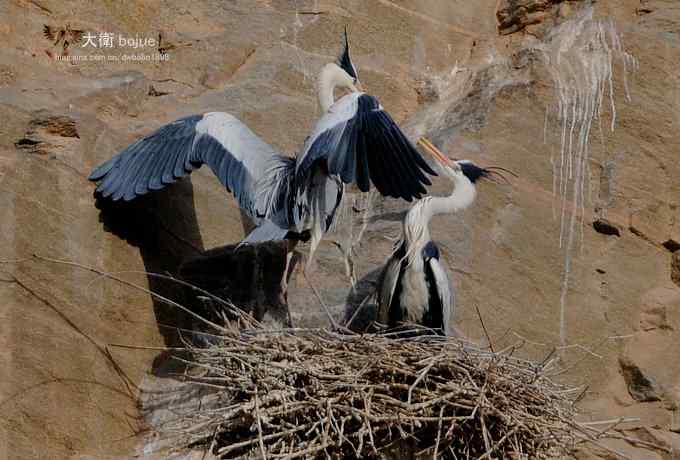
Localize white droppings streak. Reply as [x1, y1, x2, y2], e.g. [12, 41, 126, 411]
[530, 6, 636, 345]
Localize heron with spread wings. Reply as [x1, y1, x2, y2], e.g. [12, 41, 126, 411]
[88, 29, 437, 298]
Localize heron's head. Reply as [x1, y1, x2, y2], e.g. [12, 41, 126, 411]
[334, 26, 361, 92]
[417, 138, 515, 184]
[456, 160, 494, 183]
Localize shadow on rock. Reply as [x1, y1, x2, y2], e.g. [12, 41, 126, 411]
[178, 242, 291, 330]
[93, 178, 290, 377]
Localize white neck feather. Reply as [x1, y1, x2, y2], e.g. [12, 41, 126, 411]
[318, 63, 343, 113]
[399, 174, 476, 265]
[425, 175, 476, 220]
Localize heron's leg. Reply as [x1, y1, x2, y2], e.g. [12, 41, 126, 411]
[278, 251, 292, 305]
[291, 251, 308, 284]
[278, 240, 299, 306]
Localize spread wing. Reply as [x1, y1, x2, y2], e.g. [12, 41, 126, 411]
[296, 92, 436, 201]
[88, 112, 288, 221]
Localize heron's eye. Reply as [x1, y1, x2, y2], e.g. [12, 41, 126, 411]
[352, 78, 357, 83]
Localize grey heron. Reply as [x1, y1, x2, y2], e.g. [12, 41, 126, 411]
[88, 29, 436, 301]
[376, 138, 512, 335]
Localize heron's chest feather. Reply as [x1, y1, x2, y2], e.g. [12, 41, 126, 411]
[399, 261, 429, 322]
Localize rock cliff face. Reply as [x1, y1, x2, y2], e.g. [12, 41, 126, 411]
[2, 0, 680, 458]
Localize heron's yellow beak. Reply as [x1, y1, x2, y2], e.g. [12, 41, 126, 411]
[418, 138, 455, 167]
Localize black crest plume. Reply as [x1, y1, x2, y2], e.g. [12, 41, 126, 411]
[336, 26, 358, 80]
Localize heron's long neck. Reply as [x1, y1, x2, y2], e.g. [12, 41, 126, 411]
[318, 63, 339, 113]
[401, 175, 476, 258]
[425, 175, 476, 221]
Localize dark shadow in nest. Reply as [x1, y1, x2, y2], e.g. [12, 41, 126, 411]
[93, 177, 290, 376]
[343, 266, 382, 333]
[178, 241, 292, 332]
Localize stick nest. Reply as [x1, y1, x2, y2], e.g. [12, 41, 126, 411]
[156, 325, 589, 460]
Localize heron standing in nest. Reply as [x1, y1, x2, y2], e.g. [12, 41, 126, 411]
[377, 138, 514, 335]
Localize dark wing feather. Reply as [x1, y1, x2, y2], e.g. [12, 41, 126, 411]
[337, 26, 358, 80]
[297, 93, 435, 202]
[426, 256, 453, 336]
[88, 112, 287, 221]
[377, 241, 407, 325]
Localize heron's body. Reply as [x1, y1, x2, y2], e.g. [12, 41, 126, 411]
[377, 146, 498, 336]
[379, 238, 451, 334]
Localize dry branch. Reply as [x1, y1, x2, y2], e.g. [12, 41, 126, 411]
[152, 325, 589, 459]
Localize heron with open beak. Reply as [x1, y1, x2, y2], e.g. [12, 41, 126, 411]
[377, 138, 514, 335]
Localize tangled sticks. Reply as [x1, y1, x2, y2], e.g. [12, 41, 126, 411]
[157, 327, 590, 459]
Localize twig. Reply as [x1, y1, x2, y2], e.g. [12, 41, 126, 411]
[303, 270, 341, 331]
[107, 343, 181, 351]
[475, 304, 495, 353]
[6, 271, 138, 397]
[478, 427, 519, 460]
[88, 269, 260, 327]
[344, 287, 376, 329]
[31, 253, 231, 333]
[143, 326, 622, 459]
[433, 405, 445, 459]
[408, 357, 438, 405]
[580, 417, 639, 426]
[0, 257, 31, 264]
[255, 389, 268, 460]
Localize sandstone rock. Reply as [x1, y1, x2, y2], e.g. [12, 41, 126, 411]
[643, 427, 680, 452]
[619, 356, 664, 402]
[639, 304, 670, 332]
[496, 0, 581, 36]
[630, 208, 675, 248]
[593, 218, 622, 237]
[593, 439, 663, 460]
[614, 428, 680, 459]
[662, 239, 680, 253]
[672, 252, 680, 288]
[147, 85, 169, 97]
[199, 47, 255, 89]
[638, 287, 679, 332]
[414, 77, 439, 104]
[15, 111, 79, 155]
[636, 0, 660, 16]
[3, 0, 680, 458]
[0, 63, 15, 86]
[672, 416, 680, 434]
[28, 114, 79, 138]
[596, 159, 617, 212]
